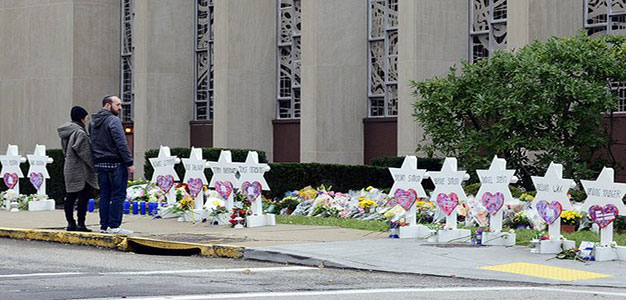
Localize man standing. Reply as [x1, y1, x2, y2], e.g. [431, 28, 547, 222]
[90, 95, 135, 234]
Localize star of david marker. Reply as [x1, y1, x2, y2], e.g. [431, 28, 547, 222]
[0, 145, 25, 194]
[428, 157, 469, 230]
[149, 146, 180, 204]
[388, 156, 428, 227]
[531, 162, 575, 241]
[26, 145, 53, 195]
[475, 156, 517, 232]
[206, 150, 240, 210]
[237, 152, 270, 216]
[182, 147, 208, 210]
[580, 167, 626, 246]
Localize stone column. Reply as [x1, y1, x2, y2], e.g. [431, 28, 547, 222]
[397, 0, 468, 157]
[300, 0, 367, 164]
[0, 1, 119, 150]
[213, 0, 276, 160]
[134, 0, 195, 176]
[508, 0, 582, 50]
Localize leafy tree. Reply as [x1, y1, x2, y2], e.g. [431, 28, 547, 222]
[412, 34, 626, 189]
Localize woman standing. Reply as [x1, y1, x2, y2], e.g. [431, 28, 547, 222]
[57, 106, 99, 232]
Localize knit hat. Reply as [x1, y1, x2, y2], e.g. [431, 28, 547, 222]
[70, 106, 89, 122]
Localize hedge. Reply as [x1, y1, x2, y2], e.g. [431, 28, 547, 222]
[143, 148, 443, 199]
[0, 149, 66, 205]
[370, 156, 443, 171]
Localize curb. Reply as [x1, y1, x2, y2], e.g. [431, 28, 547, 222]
[0, 227, 244, 259]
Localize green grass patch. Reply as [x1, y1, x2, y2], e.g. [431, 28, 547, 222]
[276, 215, 389, 232]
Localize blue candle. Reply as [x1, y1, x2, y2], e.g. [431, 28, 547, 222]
[87, 199, 95, 212]
[140, 201, 146, 215]
[123, 200, 130, 214]
[132, 201, 139, 214]
[148, 202, 157, 216]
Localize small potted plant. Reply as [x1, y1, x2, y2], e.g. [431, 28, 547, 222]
[560, 210, 582, 232]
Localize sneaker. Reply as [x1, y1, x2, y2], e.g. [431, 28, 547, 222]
[107, 227, 133, 235]
[99, 228, 108, 233]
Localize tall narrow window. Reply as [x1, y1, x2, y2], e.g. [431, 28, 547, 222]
[469, 0, 507, 63]
[368, 0, 398, 117]
[277, 0, 301, 119]
[585, 0, 626, 37]
[585, 0, 626, 112]
[194, 0, 214, 120]
[120, 0, 134, 122]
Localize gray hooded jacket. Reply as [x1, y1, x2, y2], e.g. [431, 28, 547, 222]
[57, 121, 99, 193]
[90, 109, 133, 166]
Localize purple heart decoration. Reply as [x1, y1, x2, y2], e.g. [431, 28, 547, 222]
[241, 181, 262, 201]
[436, 192, 459, 216]
[589, 204, 619, 229]
[156, 175, 175, 193]
[3, 173, 18, 189]
[481, 192, 504, 215]
[536, 200, 562, 224]
[393, 188, 418, 211]
[29, 172, 44, 190]
[215, 181, 234, 200]
[187, 178, 204, 198]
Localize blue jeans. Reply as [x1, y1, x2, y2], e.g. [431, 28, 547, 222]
[97, 165, 128, 230]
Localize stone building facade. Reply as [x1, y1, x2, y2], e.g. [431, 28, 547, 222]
[1, 0, 625, 179]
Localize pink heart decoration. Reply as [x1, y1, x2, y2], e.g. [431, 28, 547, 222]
[187, 178, 204, 198]
[3, 173, 18, 189]
[156, 175, 175, 193]
[481, 192, 504, 215]
[241, 181, 262, 201]
[29, 172, 44, 190]
[436, 193, 459, 216]
[215, 181, 234, 200]
[393, 188, 418, 211]
[589, 204, 619, 229]
[536, 200, 562, 224]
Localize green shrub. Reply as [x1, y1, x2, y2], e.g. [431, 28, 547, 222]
[370, 156, 442, 170]
[144, 148, 397, 199]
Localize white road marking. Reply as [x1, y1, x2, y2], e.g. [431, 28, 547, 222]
[0, 266, 315, 279]
[83, 286, 626, 300]
[0, 272, 84, 278]
[106, 266, 316, 275]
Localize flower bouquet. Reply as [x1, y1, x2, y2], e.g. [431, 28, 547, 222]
[560, 210, 582, 232]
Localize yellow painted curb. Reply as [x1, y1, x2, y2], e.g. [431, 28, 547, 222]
[479, 262, 612, 281]
[0, 227, 244, 259]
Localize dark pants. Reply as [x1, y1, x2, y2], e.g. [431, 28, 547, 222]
[97, 165, 128, 231]
[64, 185, 93, 226]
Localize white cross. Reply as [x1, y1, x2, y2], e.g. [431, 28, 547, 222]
[530, 162, 575, 211]
[26, 145, 53, 194]
[427, 157, 469, 230]
[206, 150, 240, 188]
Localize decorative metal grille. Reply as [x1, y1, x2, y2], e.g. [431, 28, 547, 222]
[277, 0, 301, 119]
[368, 0, 398, 117]
[120, 0, 134, 122]
[469, 0, 507, 63]
[194, 0, 214, 120]
[585, 0, 626, 112]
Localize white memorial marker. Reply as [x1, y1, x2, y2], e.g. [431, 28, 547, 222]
[388, 156, 433, 239]
[530, 162, 576, 254]
[475, 156, 518, 246]
[428, 157, 471, 242]
[237, 151, 274, 227]
[206, 150, 240, 211]
[0, 145, 25, 195]
[26, 145, 55, 211]
[182, 147, 208, 219]
[149, 146, 180, 205]
[580, 167, 626, 261]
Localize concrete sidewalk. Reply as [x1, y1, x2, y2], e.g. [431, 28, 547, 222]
[1, 209, 625, 289]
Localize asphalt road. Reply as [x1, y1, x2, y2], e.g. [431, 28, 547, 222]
[0, 238, 625, 300]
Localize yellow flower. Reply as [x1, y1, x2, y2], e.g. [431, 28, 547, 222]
[366, 186, 374, 191]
